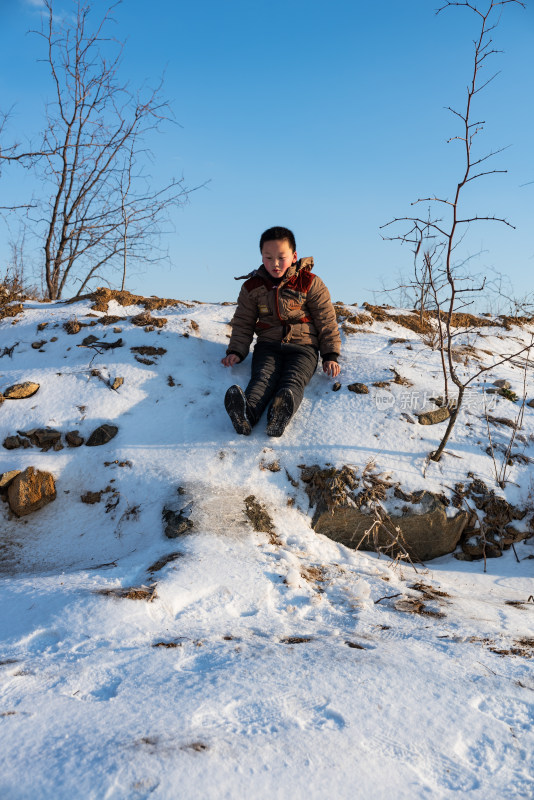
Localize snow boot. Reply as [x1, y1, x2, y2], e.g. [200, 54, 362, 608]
[266, 388, 294, 437]
[224, 385, 252, 436]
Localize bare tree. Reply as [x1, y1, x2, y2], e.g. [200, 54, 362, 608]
[381, 0, 527, 463]
[1, 1, 194, 300]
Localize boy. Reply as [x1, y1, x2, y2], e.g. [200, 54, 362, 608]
[221, 226, 341, 437]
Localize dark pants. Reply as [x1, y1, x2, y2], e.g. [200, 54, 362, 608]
[244, 341, 319, 426]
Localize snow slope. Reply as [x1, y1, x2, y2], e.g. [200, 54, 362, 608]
[1, 295, 533, 800]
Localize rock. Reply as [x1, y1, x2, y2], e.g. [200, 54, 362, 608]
[81, 334, 100, 346]
[527, 398, 534, 408]
[19, 428, 61, 451]
[135, 356, 155, 365]
[31, 340, 47, 349]
[110, 377, 124, 391]
[417, 407, 451, 425]
[131, 311, 167, 328]
[461, 534, 502, 559]
[347, 382, 369, 394]
[4, 435, 23, 450]
[312, 491, 469, 562]
[113, 327, 122, 333]
[66, 430, 84, 447]
[332, 382, 341, 392]
[86, 424, 118, 447]
[7, 467, 56, 517]
[163, 504, 193, 538]
[0, 470, 21, 492]
[493, 379, 511, 389]
[3, 382, 40, 399]
[502, 524, 530, 548]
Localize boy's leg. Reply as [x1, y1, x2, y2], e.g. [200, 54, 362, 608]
[273, 344, 319, 413]
[244, 342, 284, 425]
[266, 344, 319, 437]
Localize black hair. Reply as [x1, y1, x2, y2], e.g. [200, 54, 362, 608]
[259, 226, 296, 253]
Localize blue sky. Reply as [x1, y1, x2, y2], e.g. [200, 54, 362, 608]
[1, 0, 533, 304]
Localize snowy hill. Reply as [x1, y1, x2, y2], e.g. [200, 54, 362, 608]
[1, 291, 533, 800]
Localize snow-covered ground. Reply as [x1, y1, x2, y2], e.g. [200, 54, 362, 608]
[1, 294, 533, 799]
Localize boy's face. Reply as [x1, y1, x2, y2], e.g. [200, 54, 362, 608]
[261, 239, 297, 279]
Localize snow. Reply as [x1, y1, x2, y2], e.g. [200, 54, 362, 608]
[1, 296, 533, 799]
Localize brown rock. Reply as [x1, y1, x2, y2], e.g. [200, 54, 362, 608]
[493, 379, 511, 389]
[110, 377, 124, 391]
[527, 398, 534, 409]
[86, 424, 118, 447]
[0, 470, 21, 492]
[66, 430, 85, 447]
[312, 492, 469, 562]
[81, 334, 100, 346]
[3, 382, 40, 399]
[417, 407, 451, 425]
[332, 382, 341, 392]
[19, 428, 61, 451]
[7, 467, 56, 517]
[461, 534, 502, 559]
[32, 340, 47, 349]
[131, 311, 167, 328]
[347, 382, 369, 394]
[3, 435, 24, 450]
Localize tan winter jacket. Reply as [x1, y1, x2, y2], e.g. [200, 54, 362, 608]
[227, 257, 341, 362]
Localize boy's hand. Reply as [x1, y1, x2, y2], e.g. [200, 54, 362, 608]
[221, 354, 241, 367]
[323, 360, 341, 378]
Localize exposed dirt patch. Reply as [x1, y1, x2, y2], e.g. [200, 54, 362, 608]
[152, 640, 183, 648]
[244, 495, 275, 534]
[395, 597, 445, 618]
[147, 552, 183, 573]
[131, 346, 167, 357]
[71, 287, 194, 313]
[131, 311, 167, 328]
[489, 638, 534, 659]
[301, 565, 326, 583]
[280, 636, 313, 644]
[409, 582, 451, 600]
[96, 584, 157, 601]
[97, 315, 126, 325]
[80, 487, 112, 504]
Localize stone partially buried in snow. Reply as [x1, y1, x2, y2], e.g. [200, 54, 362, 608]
[3, 382, 40, 399]
[347, 382, 369, 394]
[7, 466, 56, 517]
[313, 492, 469, 562]
[417, 406, 451, 425]
[0, 470, 21, 492]
[66, 430, 84, 447]
[86, 424, 118, 447]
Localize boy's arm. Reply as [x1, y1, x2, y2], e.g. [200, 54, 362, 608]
[306, 276, 342, 362]
[225, 282, 258, 362]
